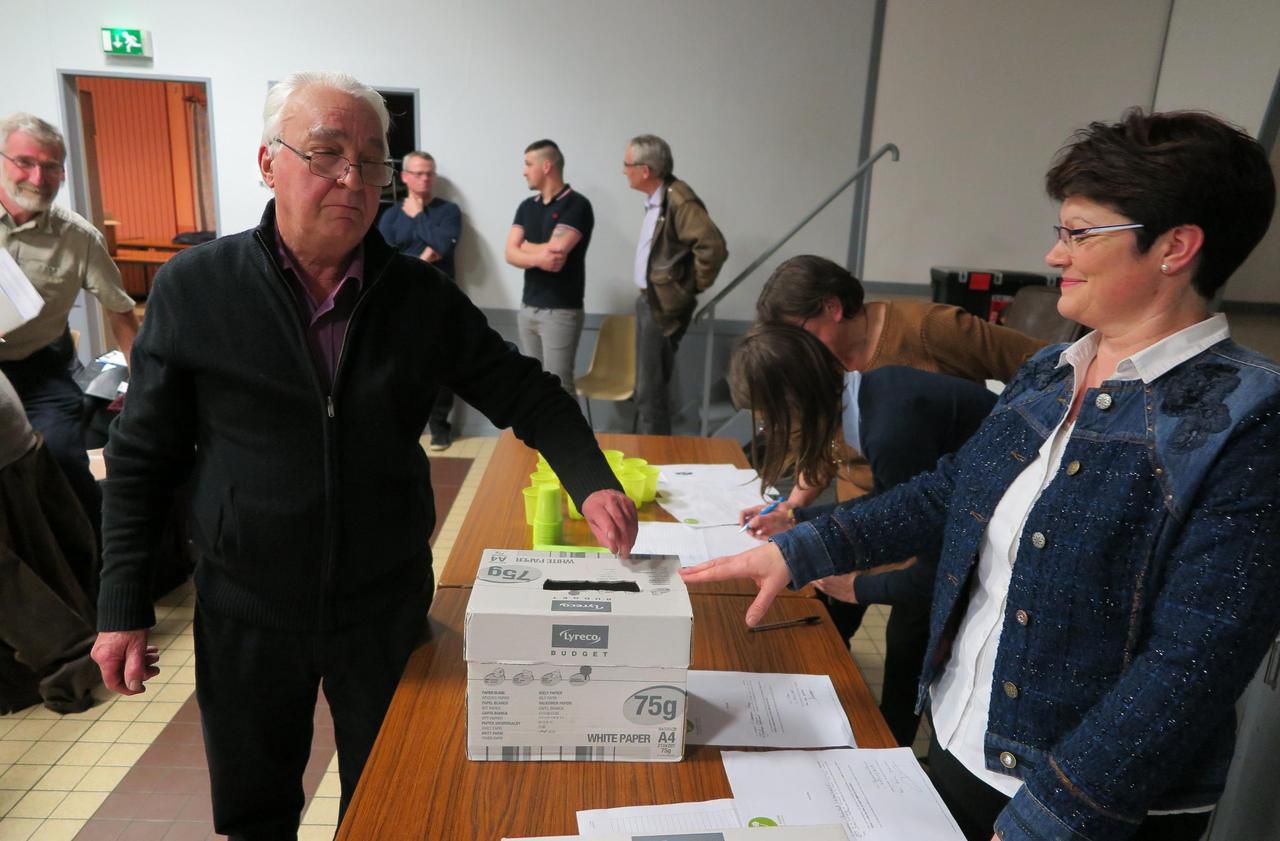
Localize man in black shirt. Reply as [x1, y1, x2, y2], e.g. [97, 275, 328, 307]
[504, 139, 593, 396]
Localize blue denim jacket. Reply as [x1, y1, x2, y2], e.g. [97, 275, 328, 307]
[775, 338, 1280, 841]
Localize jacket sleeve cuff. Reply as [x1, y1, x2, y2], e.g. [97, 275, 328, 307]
[994, 786, 1095, 841]
[96, 580, 157, 632]
[772, 521, 838, 587]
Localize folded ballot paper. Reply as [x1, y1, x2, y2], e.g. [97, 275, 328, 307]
[503, 827, 847, 841]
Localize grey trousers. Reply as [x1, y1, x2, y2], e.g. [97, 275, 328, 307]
[517, 306, 584, 396]
[635, 295, 681, 435]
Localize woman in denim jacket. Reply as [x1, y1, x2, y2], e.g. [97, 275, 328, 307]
[683, 109, 1279, 841]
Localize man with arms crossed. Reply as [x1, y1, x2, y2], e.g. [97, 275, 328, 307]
[0, 113, 139, 535]
[378, 150, 463, 450]
[92, 74, 636, 840]
[505, 139, 593, 396]
[625, 134, 727, 434]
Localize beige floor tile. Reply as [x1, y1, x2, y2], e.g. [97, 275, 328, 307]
[0, 765, 47, 791]
[41, 720, 92, 742]
[147, 633, 177, 649]
[79, 721, 128, 743]
[32, 765, 89, 792]
[27, 818, 84, 841]
[164, 635, 196, 652]
[0, 791, 19, 818]
[0, 817, 40, 841]
[97, 703, 143, 723]
[298, 826, 339, 841]
[0, 747, 30, 767]
[314, 772, 341, 798]
[6, 789, 66, 819]
[134, 702, 182, 724]
[151, 684, 195, 704]
[49, 790, 108, 819]
[18, 708, 58, 721]
[94, 743, 147, 767]
[117, 722, 166, 744]
[74, 765, 127, 792]
[15, 742, 68, 766]
[168, 666, 197, 684]
[54, 743, 108, 767]
[300, 795, 339, 825]
[52, 704, 106, 723]
[0, 724, 13, 741]
[0, 723, 51, 744]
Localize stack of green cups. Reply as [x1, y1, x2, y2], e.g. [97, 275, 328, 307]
[531, 482, 563, 545]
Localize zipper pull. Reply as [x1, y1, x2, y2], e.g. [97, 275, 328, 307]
[327, 395, 335, 418]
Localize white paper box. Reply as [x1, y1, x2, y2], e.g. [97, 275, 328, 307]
[465, 550, 693, 762]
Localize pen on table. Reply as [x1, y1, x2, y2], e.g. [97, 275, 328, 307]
[748, 615, 822, 633]
[739, 499, 781, 533]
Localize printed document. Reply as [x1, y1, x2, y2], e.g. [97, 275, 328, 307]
[722, 748, 964, 840]
[655, 464, 772, 527]
[632, 523, 760, 567]
[686, 671, 855, 748]
[576, 798, 741, 835]
[0, 249, 44, 334]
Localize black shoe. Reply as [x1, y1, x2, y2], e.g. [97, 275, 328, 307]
[428, 431, 452, 452]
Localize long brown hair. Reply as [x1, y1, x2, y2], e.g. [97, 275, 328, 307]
[728, 323, 846, 495]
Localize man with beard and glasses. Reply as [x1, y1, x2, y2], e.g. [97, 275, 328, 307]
[0, 113, 139, 538]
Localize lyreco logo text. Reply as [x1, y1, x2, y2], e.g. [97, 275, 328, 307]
[552, 624, 609, 650]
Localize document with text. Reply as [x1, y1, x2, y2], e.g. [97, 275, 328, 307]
[686, 671, 855, 748]
[576, 798, 741, 835]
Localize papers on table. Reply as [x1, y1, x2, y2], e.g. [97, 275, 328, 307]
[516, 823, 846, 840]
[0, 249, 44, 334]
[655, 464, 773, 527]
[632, 522, 761, 567]
[686, 671, 855, 748]
[722, 748, 965, 841]
[576, 798, 741, 835]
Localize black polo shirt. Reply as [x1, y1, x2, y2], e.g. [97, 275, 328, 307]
[512, 184, 594, 309]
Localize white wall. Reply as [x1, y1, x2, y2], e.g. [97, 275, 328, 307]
[0, 0, 877, 321]
[861, 0, 1172, 288]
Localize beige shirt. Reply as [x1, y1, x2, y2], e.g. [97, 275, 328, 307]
[0, 203, 134, 361]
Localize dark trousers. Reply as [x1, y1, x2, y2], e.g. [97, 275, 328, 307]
[822, 592, 927, 747]
[927, 728, 1213, 841]
[428, 385, 454, 438]
[194, 593, 429, 840]
[635, 295, 680, 435]
[0, 331, 101, 541]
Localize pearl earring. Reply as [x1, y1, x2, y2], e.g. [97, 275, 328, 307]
[1160, 263, 1170, 274]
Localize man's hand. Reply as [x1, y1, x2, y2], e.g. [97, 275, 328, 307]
[538, 248, 567, 272]
[402, 194, 424, 218]
[813, 572, 859, 604]
[680, 543, 791, 626]
[581, 489, 638, 558]
[739, 501, 793, 539]
[418, 245, 441, 263]
[91, 630, 159, 695]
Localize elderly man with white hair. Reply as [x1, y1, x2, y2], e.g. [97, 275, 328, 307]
[92, 72, 637, 839]
[0, 112, 139, 538]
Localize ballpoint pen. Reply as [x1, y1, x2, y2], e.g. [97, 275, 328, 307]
[748, 615, 822, 633]
[738, 498, 781, 533]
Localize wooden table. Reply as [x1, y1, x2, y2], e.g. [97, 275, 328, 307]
[438, 431, 809, 597]
[337, 588, 895, 840]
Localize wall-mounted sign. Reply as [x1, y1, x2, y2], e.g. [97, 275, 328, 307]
[100, 28, 153, 58]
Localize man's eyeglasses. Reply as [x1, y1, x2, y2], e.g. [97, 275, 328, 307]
[1052, 222, 1144, 250]
[0, 151, 65, 178]
[273, 138, 394, 187]
[402, 170, 434, 179]
[623, 161, 645, 169]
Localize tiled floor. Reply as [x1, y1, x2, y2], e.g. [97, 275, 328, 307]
[9, 435, 910, 840]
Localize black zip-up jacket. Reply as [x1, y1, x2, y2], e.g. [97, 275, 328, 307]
[99, 202, 619, 632]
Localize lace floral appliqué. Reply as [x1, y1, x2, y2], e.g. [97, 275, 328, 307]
[1001, 353, 1069, 404]
[1162, 361, 1240, 452]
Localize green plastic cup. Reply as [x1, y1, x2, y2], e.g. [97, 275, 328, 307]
[602, 449, 625, 467]
[530, 469, 559, 488]
[618, 469, 646, 505]
[640, 465, 661, 502]
[566, 493, 584, 520]
[535, 484, 563, 523]
[622, 457, 648, 472]
[532, 520, 563, 545]
[521, 486, 539, 525]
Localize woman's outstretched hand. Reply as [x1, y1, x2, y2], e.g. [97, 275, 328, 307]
[679, 542, 792, 626]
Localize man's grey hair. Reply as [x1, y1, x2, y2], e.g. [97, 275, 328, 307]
[261, 72, 390, 153]
[0, 113, 66, 160]
[628, 134, 673, 180]
[403, 151, 435, 167]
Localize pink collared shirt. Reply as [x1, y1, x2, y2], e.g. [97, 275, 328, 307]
[274, 228, 364, 392]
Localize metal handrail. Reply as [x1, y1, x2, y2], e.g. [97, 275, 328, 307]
[696, 143, 899, 434]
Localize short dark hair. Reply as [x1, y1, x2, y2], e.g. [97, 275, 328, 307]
[756, 255, 865, 322]
[1045, 109, 1275, 299]
[728, 323, 846, 495]
[525, 139, 564, 172]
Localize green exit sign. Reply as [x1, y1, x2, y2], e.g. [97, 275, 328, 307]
[100, 28, 152, 57]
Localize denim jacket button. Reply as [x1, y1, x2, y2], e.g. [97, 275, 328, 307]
[1015, 609, 1030, 625]
[1030, 531, 1047, 549]
[1003, 680, 1020, 699]
[999, 751, 1018, 769]
[1065, 460, 1081, 476]
[1095, 393, 1113, 410]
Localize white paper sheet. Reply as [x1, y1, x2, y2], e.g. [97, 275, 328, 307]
[686, 671, 855, 748]
[722, 748, 965, 840]
[0, 249, 45, 334]
[632, 523, 760, 567]
[655, 465, 773, 528]
[576, 798, 742, 836]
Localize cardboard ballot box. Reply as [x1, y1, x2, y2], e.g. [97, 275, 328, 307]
[465, 549, 693, 762]
[503, 826, 849, 840]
